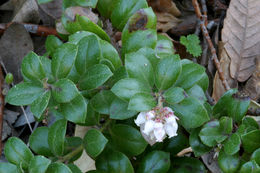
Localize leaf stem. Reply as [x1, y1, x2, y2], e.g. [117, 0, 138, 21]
[100, 119, 112, 132]
[58, 145, 84, 163]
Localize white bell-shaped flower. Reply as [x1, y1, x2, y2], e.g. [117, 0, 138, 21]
[134, 112, 146, 126]
[143, 120, 155, 135]
[146, 110, 155, 120]
[153, 122, 166, 142]
[164, 123, 178, 138]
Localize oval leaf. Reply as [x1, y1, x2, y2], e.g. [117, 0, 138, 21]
[0, 163, 19, 173]
[110, 97, 137, 120]
[30, 91, 51, 119]
[29, 156, 51, 173]
[128, 93, 156, 112]
[46, 163, 72, 173]
[224, 133, 241, 155]
[163, 87, 186, 105]
[241, 130, 260, 153]
[218, 150, 240, 173]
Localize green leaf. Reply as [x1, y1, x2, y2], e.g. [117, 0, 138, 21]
[155, 55, 181, 91]
[239, 160, 260, 173]
[0, 163, 19, 173]
[21, 52, 46, 82]
[199, 120, 226, 147]
[251, 148, 260, 166]
[128, 93, 156, 112]
[75, 35, 100, 75]
[6, 82, 45, 106]
[45, 35, 63, 56]
[100, 40, 122, 71]
[83, 129, 108, 158]
[90, 90, 116, 114]
[163, 87, 186, 105]
[64, 137, 83, 162]
[67, 64, 81, 84]
[125, 51, 154, 87]
[171, 97, 209, 129]
[84, 100, 100, 126]
[4, 137, 34, 169]
[73, 0, 98, 8]
[29, 156, 51, 173]
[97, 0, 118, 18]
[219, 116, 233, 135]
[29, 127, 53, 157]
[106, 66, 128, 87]
[175, 61, 205, 90]
[180, 34, 202, 57]
[136, 48, 159, 70]
[224, 133, 241, 155]
[39, 56, 55, 84]
[111, 78, 151, 101]
[189, 128, 211, 157]
[156, 34, 174, 56]
[68, 31, 98, 44]
[110, 97, 137, 120]
[52, 79, 79, 103]
[37, 0, 53, 4]
[68, 164, 82, 173]
[186, 84, 206, 104]
[196, 72, 209, 92]
[170, 157, 206, 173]
[111, 0, 148, 30]
[78, 64, 113, 90]
[59, 94, 87, 124]
[110, 124, 147, 156]
[218, 150, 240, 173]
[243, 117, 259, 129]
[241, 130, 260, 153]
[213, 89, 250, 122]
[30, 91, 51, 119]
[52, 43, 78, 79]
[46, 163, 72, 173]
[96, 149, 134, 173]
[137, 151, 170, 173]
[48, 119, 67, 156]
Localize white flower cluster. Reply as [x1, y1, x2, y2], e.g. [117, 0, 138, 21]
[134, 107, 178, 143]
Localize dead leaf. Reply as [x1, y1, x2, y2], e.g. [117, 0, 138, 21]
[212, 42, 237, 101]
[202, 151, 222, 173]
[148, 0, 181, 17]
[221, 0, 260, 82]
[0, 23, 34, 83]
[74, 125, 96, 172]
[12, 0, 40, 23]
[244, 57, 260, 101]
[156, 12, 181, 32]
[64, 6, 98, 24]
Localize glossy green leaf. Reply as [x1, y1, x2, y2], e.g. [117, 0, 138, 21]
[29, 156, 51, 173]
[52, 43, 78, 79]
[189, 128, 211, 157]
[75, 35, 100, 75]
[110, 97, 137, 120]
[243, 117, 259, 129]
[239, 160, 260, 173]
[186, 84, 206, 104]
[68, 164, 82, 173]
[64, 137, 83, 162]
[68, 31, 98, 44]
[156, 34, 174, 56]
[111, 78, 151, 101]
[73, 0, 98, 7]
[110, 124, 147, 156]
[46, 163, 72, 173]
[83, 129, 108, 158]
[52, 79, 79, 103]
[219, 116, 233, 135]
[48, 119, 67, 156]
[213, 89, 250, 122]
[21, 52, 46, 82]
[59, 94, 87, 124]
[224, 133, 241, 155]
[137, 151, 170, 173]
[155, 55, 181, 91]
[4, 137, 33, 169]
[67, 64, 81, 84]
[128, 93, 156, 112]
[40, 56, 55, 83]
[170, 157, 206, 173]
[6, 82, 45, 106]
[218, 150, 240, 173]
[180, 34, 202, 57]
[84, 100, 100, 126]
[31, 91, 51, 119]
[163, 87, 186, 105]
[97, 0, 118, 18]
[45, 35, 63, 56]
[78, 64, 113, 90]
[111, 0, 148, 30]
[199, 120, 226, 147]
[197, 72, 209, 92]
[96, 149, 134, 173]
[0, 163, 19, 173]
[125, 51, 154, 87]
[171, 97, 209, 129]
[90, 90, 116, 114]
[251, 148, 260, 166]
[29, 127, 53, 157]
[242, 130, 260, 153]
[106, 66, 128, 87]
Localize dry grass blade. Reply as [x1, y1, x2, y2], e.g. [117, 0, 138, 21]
[221, 0, 260, 82]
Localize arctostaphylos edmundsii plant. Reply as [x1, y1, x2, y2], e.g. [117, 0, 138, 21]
[1, 0, 259, 172]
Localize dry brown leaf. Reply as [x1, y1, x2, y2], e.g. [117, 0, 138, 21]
[74, 125, 96, 172]
[148, 0, 181, 16]
[212, 42, 237, 101]
[156, 12, 181, 32]
[221, 0, 260, 82]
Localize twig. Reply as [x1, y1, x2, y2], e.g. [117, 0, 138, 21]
[200, 0, 208, 26]
[192, 0, 230, 91]
[177, 147, 193, 157]
[0, 22, 59, 38]
[0, 66, 4, 153]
